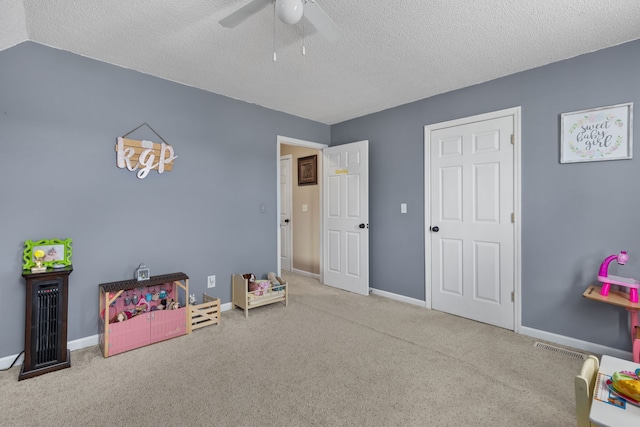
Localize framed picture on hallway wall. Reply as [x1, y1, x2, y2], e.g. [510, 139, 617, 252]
[298, 155, 317, 186]
[560, 102, 633, 163]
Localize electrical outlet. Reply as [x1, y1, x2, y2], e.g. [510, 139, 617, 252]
[207, 275, 216, 288]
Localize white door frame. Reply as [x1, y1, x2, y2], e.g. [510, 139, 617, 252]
[423, 107, 522, 333]
[276, 135, 328, 278]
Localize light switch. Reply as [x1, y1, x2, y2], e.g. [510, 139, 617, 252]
[401, 203, 407, 214]
[302, 204, 308, 212]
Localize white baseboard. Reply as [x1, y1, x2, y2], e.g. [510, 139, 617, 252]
[69, 334, 99, 351]
[290, 268, 320, 280]
[370, 287, 426, 307]
[1, 303, 236, 370]
[518, 325, 632, 360]
[0, 352, 24, 370]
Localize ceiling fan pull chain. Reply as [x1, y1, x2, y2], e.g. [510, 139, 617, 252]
[273, 1, 277, 61]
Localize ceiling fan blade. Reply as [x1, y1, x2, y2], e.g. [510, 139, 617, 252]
[303, 1, 340, 43]
[219, 0, 272, 28]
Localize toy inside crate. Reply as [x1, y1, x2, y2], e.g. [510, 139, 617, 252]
[189, 293, 221, 331]
[232, 273, 288, 317]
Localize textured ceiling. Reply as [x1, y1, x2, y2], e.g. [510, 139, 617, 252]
[2, 0, 640, 124]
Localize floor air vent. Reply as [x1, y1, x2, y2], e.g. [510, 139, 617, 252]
[534, 342, 587, 359]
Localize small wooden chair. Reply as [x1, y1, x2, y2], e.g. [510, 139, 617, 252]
[575, 355, 600, 427]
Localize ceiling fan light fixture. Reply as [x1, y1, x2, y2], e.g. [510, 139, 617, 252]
[276, 0, 303, 25]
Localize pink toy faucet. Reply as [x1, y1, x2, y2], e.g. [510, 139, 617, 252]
[598, 250, 640, 303]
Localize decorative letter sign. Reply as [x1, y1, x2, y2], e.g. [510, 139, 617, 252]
[115, 137, 178, 179]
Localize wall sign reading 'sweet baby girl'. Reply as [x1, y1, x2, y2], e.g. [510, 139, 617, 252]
[560, 102, 633, 163]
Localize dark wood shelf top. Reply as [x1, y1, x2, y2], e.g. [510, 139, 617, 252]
[22, 265, 73, 279]
[99, 272, 189, 292]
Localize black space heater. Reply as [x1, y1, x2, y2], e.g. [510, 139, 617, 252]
[19, 267, 72, 380]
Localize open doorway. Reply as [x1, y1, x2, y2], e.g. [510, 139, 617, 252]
[276, 136, 327, 279]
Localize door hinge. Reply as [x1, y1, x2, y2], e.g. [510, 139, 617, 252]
[511, 134, 515, 145]
[511, 291, 515, 302]
[511, 213, 515, 223]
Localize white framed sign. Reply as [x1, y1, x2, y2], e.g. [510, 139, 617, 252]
[560, 102, 633, 163]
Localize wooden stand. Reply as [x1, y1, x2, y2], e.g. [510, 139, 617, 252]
[583, 284, 640, 362]
[20, 267, 73, 381]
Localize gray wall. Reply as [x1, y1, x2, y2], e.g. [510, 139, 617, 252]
[332, 39, 640, 352]
[0, 42, 329, 358]
[3, 38, 640, 359]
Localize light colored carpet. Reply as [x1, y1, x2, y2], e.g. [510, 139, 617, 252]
[0, 272, 585, 426]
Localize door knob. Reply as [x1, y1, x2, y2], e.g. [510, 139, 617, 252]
[431, 226, 439, 232]
[284, 219, 290, 223]
[359, 223, 366, 229]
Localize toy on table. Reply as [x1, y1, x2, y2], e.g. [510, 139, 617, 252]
[598, 250, 640, 303]
[612, 370, 640, 402]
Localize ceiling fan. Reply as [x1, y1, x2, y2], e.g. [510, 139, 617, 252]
[219, 0, 340, 44]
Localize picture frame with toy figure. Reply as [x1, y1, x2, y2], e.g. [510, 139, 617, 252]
[22, 238, 73, 270]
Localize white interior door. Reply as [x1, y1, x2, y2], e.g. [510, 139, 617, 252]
[427, 112, 516, 329]
[280, 155, 292, 272]
[323, 140, 369, 295]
